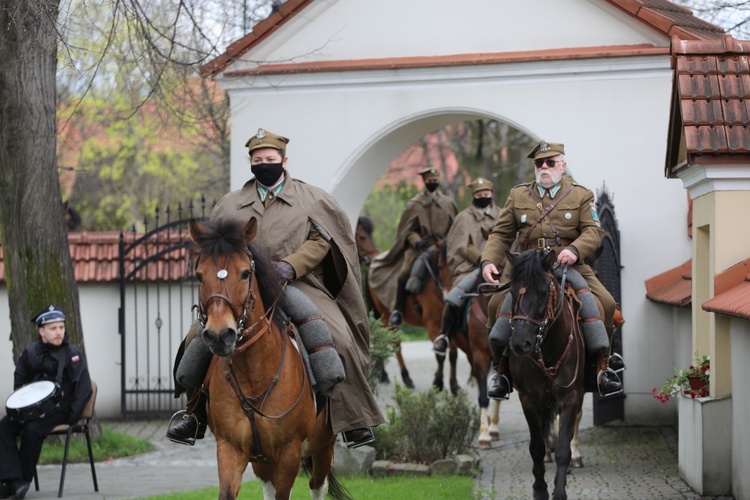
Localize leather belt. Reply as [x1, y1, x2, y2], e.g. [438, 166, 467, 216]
[525, 237, 574, 250]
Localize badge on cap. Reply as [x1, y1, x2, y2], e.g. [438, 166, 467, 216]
[257, 128, 266, 143]
[565, 212, 572, 220]
[539, 140, 549, 153]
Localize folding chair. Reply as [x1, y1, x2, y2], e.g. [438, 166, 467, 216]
[34, 380, 99, 498]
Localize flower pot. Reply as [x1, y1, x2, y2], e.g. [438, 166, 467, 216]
[687, 375, 706, 391]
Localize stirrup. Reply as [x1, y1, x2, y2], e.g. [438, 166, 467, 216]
[166, 410, 200, 446]
[596, 368, 624, 398]
[608, 353, 626, 374]
[487, 372, 511, 401]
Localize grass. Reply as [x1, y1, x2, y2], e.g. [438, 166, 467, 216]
[400, 325, 428, 341]
[38, 425, 153, 464]
[141, 474, 474, 499]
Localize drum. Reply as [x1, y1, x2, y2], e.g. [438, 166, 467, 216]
[5, 381, 61, 424]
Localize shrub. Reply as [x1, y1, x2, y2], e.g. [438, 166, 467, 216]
[367, 312, 401, 395]
[373, 383, 479, 464]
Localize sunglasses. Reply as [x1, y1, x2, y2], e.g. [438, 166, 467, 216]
[534, 159, 563, 168]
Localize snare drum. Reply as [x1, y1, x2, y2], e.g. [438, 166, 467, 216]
[5, 381, 62, 424]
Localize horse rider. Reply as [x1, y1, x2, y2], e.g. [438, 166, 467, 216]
[166, 128, 384, 449]
[380, 167, 458, 326]
[481, 140, 623, 400]
[433, 177, 501, 356]
[0, 306, 92, 500]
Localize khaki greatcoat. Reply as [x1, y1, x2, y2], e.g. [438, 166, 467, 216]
[368, 191, 457, 309]
[446, 203, 502, 286]
[211, 174, 384, 433]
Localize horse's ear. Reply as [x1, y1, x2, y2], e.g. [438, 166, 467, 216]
[505, 250, 518, 265]
[543, 249, 557, 270]
[188, 219, 204, 244]
[242, 217, 258, 244]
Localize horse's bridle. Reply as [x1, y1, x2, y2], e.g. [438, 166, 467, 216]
[510, 265, 567, 353]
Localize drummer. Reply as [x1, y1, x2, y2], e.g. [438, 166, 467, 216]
[0, 305, 92, 500]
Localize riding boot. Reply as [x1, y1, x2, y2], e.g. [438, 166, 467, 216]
[389, 277, 408, 326]
[166, 391, 208, 445]
[605, 326, 626, 373]
[596, 351, 623, 397]
[433, 304, 460, 357]
[488, 353, 513, 400]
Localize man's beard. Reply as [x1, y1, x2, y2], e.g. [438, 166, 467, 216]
[536, 170, 562, 188]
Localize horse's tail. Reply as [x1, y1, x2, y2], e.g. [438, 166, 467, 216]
[301, 457, 352, 500]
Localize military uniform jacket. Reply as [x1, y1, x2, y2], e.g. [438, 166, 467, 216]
[368, 191, 458, 309]
[211, 174, 384, 431]
[446, 204, 501, 286]
[14, 338, 92, 424]
[482, 178, 604, 268]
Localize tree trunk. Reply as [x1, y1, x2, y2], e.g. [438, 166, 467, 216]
[0, 0, 85, 361]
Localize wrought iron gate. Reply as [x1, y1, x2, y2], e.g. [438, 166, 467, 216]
[591, 184, 625, 425]
[118, 201, 208, 416]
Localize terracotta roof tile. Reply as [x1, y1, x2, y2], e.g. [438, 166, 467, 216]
[0, 231, 196, 284]
[644, 259, 692, 307]
[702, 258, 750, 319]
[666, 36, 750, 172]
[203, 0, 725, 78]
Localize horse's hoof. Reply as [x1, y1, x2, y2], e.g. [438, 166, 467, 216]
[433, 378, 444, 391]
[570, 457, 584, 468]
[478, 439, 491, 450]
[490, 431, 500, 441]
[450, 381, 459, 396]
[402, 373, 415, 389]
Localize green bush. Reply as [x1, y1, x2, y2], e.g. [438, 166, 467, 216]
[373, 383, 479, 464]
[367, 312, 401, 394]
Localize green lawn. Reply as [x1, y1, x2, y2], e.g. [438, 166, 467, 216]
[38, 425, 152, 464]
[142, 474, 474, 499]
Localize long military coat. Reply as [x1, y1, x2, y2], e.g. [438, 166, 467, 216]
[369, 190, 457, 309]
[211, 174, 384, 432]
[446, 203, 501, 286]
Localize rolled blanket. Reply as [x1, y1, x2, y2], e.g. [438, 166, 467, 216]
[553, 266, 609, 353]
[444, 268, 480, 308]
[406, 251, 430, 294]
[280, 286, 346, 397]
[488, 293, 512, 347]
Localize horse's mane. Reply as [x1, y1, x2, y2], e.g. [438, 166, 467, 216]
[357, 215, 374, 235]
[510, 250, 551, 292]
[194, 219, 284, 323]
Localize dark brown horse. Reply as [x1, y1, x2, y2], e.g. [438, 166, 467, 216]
[356, 217, 463, 394]
[506, 249, 585, 500]
[189, 218, 348, 500]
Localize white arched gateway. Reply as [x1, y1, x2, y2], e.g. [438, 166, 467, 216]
[201, 1, 724, 427]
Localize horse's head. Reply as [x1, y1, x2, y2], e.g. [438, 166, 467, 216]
[506, 249, 558, 356]
[189, 218, 282, 357]
[355, 216, 379, 264]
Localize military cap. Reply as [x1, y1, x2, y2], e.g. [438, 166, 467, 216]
[469, 177, 494, 194]
[527, 140, 565, 160]
[245, 128, 290, 157]
[418, 167, 439, 181]
[32, 305, 66, 326]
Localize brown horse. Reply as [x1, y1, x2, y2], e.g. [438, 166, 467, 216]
[189, 218, 349, 500]
[357, 217, 463, 394]
[506, 249, 585, 500]
[439, 243, 501, 449]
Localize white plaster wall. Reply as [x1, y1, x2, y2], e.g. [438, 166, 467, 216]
[221, 53, 690, 424]
[231, 0, 667, 70]
[731, 319, 750, 499]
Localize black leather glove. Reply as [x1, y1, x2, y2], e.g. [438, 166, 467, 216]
[414, 239, 428, 250]
[275, 261, 296, 283]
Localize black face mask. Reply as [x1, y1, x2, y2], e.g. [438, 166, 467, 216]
[251, 162, 285, 186]
[425, 182, 440, 193]
[472, 197, 492, 209]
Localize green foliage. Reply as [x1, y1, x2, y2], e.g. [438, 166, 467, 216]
[142, 474, 474, 499]
[367, 312, 401, 395]
[360, 180, 420, 251]
[38, 425, 152, 464]
[373, 384, 480, 464]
